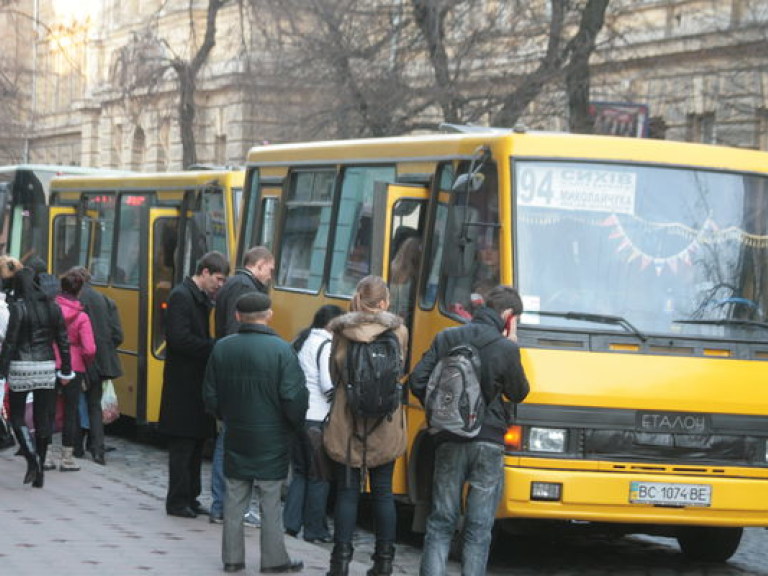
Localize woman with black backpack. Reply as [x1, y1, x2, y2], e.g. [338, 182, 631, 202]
[322, 275, 409, 576]
[283, 304, 344, 544]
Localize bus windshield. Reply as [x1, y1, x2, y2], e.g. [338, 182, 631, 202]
[514, 160, 768, 340]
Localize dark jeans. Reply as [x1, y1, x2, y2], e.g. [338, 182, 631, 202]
[83, 378, 105, 455]
[332, 460, 395, 545]
[56, 374, 82, 448]
[8, 387, 56, 438]
[420, 441, 504, 576]
[283, 420, 331, 540]
[166, 436, 205, 513]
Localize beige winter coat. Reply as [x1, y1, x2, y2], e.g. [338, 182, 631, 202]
[323, 311, 409, 469]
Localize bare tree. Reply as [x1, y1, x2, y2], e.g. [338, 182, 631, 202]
[109, 0, 230, 168]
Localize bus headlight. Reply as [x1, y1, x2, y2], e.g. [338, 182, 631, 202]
[529, 427, 567, 453]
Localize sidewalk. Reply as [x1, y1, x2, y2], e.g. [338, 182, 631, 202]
[0, 439, 375, 575]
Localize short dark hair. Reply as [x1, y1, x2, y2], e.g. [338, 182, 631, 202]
[60, 269, 85, 296]
[485, 285, 523, 316]
[242, 246, 274, 267]
[195, 251, 230, 276]
[311, 304, 344, 329]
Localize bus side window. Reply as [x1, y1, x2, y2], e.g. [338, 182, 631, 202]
[258, 196, 279, 251]
[328, 166, 396, 296]
[52, 214, 81, 276]
[84, 194, 116, 285]
[115, 195, 145, 287]
[277, 170, 334, 292]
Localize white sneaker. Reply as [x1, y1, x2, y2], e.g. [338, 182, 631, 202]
[243, 510, 261, 528]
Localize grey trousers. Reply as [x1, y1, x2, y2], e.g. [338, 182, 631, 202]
[222, 476, 290, 569]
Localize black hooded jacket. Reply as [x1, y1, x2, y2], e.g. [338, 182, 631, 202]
[409, 306, 529, 445]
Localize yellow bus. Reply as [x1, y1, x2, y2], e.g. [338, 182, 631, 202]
[240, 127, 768, 562]
[47, 169, 243, 426]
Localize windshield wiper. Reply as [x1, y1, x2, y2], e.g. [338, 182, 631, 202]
[673, 318, 768, 331]
[524, 311, 647, 342]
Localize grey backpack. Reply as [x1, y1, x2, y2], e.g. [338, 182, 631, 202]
[424, 328, 500, 437]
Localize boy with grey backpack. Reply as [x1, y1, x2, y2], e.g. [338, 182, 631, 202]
[409, 285, 530, 576]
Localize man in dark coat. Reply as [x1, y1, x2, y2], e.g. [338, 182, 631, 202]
[209, 245, 275, 525]
[214, 246, 274, 339]
[74, 267, 124, 464]
[410, 285, 530, 576]
[159, 251, 230, 518]
[204, 291, 308, 574]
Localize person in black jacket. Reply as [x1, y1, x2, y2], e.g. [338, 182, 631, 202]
[409, 285, 529, 576]
[72, 267, 123, 465]
[209, 245, 274, 526]
[214, 246, 274, 339]
[159, 251, 229, 518]
[0, 266, 74, 488]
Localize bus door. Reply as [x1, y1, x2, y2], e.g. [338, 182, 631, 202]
[376, 183, 429, 368]
[375, 182, 429, 498]
[144, 207, 179, 425]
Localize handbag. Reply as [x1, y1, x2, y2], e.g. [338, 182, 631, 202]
[306, 425, 333, 482]
[0, 411, 14, 451]
[101, 379, 120, 424]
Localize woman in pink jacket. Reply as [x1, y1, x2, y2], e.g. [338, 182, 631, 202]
[53, 268, 96, 472]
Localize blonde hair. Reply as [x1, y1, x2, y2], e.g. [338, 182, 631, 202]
[350, 275, 389, 313]
[0, 255, 22, 280]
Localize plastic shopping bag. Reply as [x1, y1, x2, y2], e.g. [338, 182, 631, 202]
[101, 380, 120, 425]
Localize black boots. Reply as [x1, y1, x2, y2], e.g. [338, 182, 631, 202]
[327, 543, 353, 576]
[367, 542, 395, 576]
[34, 436, 48, 488]
[13, 425, 41, 486]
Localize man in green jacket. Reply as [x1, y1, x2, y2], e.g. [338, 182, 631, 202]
[203, 292, 308, 574]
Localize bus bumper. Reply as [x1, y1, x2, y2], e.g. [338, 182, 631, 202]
[500, 463, 768, 527]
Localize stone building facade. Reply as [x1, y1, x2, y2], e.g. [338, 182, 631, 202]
[0, 0, 767, 169]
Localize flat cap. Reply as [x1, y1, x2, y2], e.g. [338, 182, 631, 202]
[236, 291, 271, 313]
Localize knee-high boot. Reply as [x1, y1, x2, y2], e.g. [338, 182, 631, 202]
[326, 543, 353, 576]
[34, 436, 48, 488]
[13, 426, 40, 485]
[367, 542, 395, 576]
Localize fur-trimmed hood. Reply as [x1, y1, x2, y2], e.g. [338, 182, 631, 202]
[328, 310, 403, 344]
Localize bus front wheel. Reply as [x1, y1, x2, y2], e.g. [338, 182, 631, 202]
[676, 526, 742, 563]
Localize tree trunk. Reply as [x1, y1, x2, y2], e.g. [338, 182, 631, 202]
[566, 0, 610, 134]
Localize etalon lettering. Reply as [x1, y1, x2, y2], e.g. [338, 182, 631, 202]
[636, 411, 710, 434]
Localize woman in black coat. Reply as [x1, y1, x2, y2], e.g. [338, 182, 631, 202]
[0, 266, 73, 488]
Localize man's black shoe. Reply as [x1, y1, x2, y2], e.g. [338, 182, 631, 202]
[167, 506, 197, 518]
[224, 563, 245, 573]
[104, 445, 116, 452]
[260, 560, 303, 573]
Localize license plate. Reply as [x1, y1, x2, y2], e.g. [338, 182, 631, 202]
[629, 481, 711, 507]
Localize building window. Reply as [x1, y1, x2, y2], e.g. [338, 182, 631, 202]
[131, 126, 145, 170]
[757, 108, 768, 151]
[686, 112, 715, 144]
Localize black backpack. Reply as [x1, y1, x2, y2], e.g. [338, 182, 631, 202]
[345, 329, 403, 420]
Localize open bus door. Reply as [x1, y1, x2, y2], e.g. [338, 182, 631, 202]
[374, 182, 429, 500]
[374, 182, 429, 367]
[144, 207, 179, 425]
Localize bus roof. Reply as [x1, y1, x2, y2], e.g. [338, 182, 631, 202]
[245, 130, 768, 175]
[50, 169, 245, 192]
